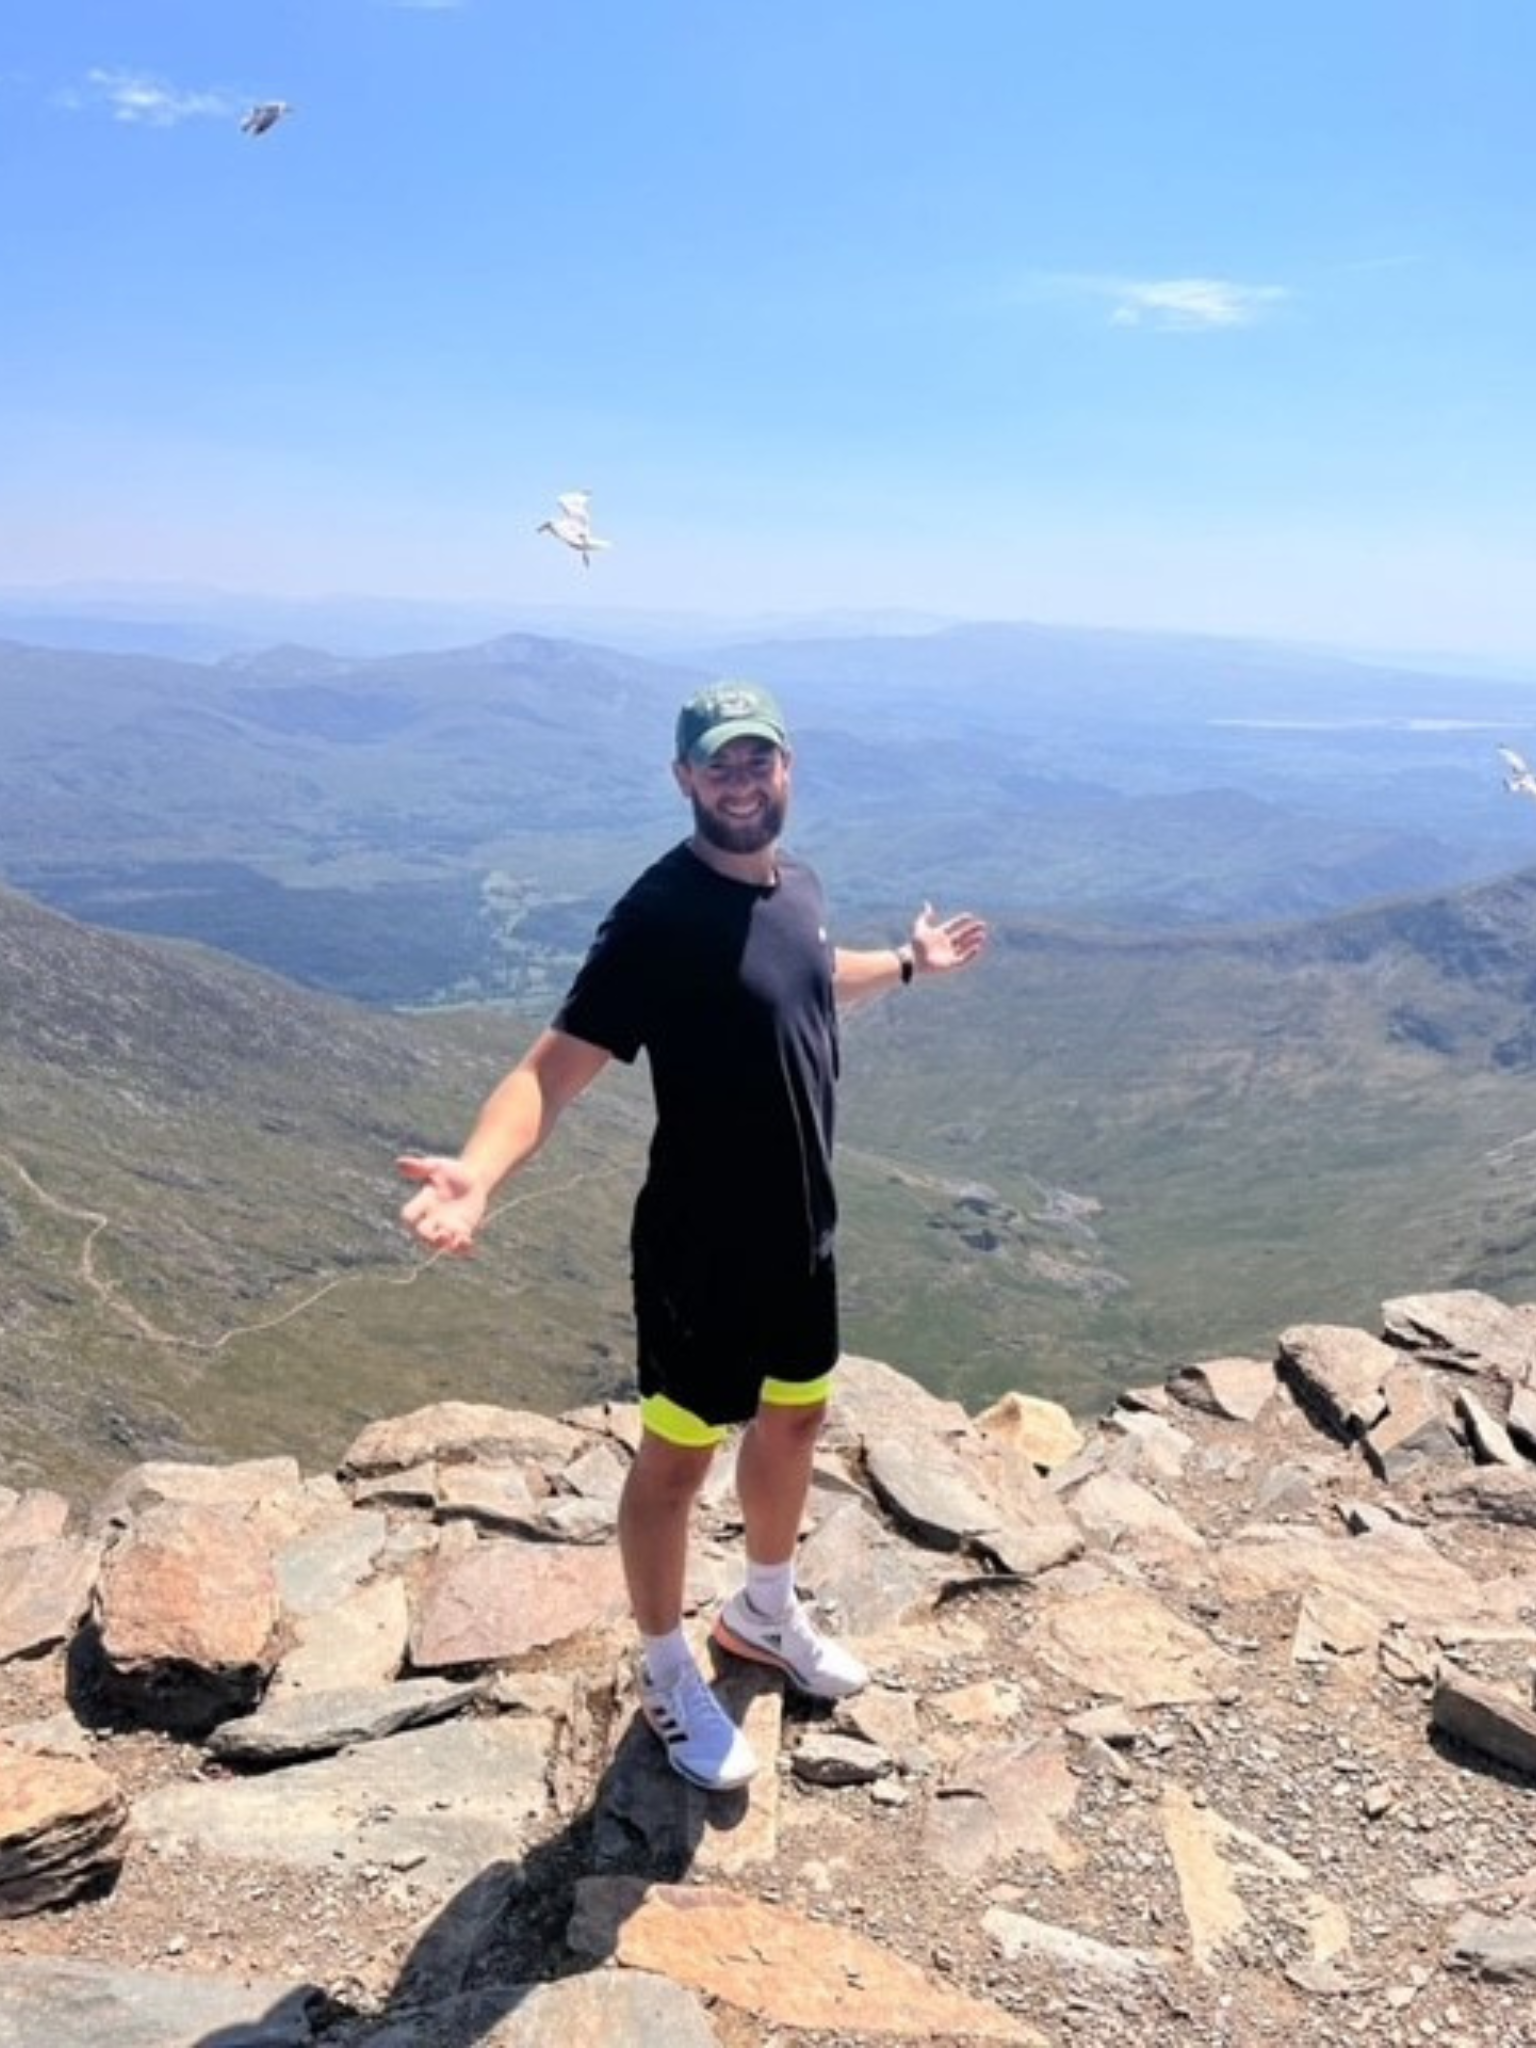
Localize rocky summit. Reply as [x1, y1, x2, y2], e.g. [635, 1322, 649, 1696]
[3, 1291, 1536, 2048]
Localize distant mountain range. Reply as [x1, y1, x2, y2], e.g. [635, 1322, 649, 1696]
[0, 584, 956, 661]
[6, 622, 1536, 1004]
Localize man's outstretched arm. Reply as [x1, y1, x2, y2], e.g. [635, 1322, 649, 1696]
[397, 1027, 612, 1254]
[834, 903, 988, 1008]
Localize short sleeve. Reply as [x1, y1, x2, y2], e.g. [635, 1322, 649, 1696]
[551, 895, 651, 1064]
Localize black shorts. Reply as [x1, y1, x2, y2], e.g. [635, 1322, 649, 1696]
[632, 1233, 840, 1430]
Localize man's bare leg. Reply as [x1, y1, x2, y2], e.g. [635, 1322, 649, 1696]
[714, 1397, 867, 1698]
[617, 1429, 716, 1634]
[734, 1400, 826, 1566]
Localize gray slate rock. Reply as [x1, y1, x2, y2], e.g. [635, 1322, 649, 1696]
[1276, 1324, 1393, 1440]
[0, 1534, 102, 1662]
[135, 1716, 555, 1894]
[206, 1676, 483, 1764]
[790, 1732, 892, 1785]
[982, 1903, 1164, 1982]
[1447, 1910, 1536, 1982]
[351, 1970, 725, 2046]
[1431, 1668, 1536, 1778]
[863, 1435, 1005, 1553]
[1428, 1467, 1536, 1527]
[0, 1958, 324, 2048]
[1382, 1289, 1536, 1383]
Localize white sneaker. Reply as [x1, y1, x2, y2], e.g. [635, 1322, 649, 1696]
[712, 1590, 869, 1700]
[638, 1656, 759, 1791]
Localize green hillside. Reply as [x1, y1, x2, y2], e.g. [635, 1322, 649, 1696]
[837, 868, 1536, 1412]
[9, 859, 1536, 1496]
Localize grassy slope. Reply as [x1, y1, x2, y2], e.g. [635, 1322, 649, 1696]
[837, 874, 1536, 1412]
[11, 860, 1536, 1495]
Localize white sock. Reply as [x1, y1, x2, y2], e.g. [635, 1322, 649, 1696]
[640, 1626, 693, 1685]
[744, 1558, 795, 1619]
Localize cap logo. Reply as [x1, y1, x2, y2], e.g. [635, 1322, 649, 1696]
[710, 688, 759, 718]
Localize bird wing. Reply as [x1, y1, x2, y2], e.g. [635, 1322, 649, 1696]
[1500, 747, 1530, 775]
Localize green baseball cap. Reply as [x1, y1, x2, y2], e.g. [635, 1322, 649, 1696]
[675, 680, 789, 763]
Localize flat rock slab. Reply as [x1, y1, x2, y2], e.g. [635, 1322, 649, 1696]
[983, 1904, 1166, 1982]
[409, 1537, 627, 1668]
[341, 1403, 582, 1478]
[274, 1509, 388, 1617]
[864, 1435, 1003, 1552]
[1429, 1467, 1536, 1528]
[0, 1956, 323, 2048]
[1026, 1581, 1231, 1706]
[823, 1354, 973, 1452]
[206, 1675, 483, 1764]
[1217, 1525, 1486, 1627]
[0, 1489, 72, 1550]
[1067, 1473, 1205, 1550]
[0, 1534, 102, 1661]
[92, 1459, 305, 1532]
[793, 1493, 943, 1637]
[353, 1969, 725, 2046]
[267, 1575, 410, 1700]
[1382, 1290, 1536, 1382]
[922, 1736, 1080, 1878]
[568, 1876, 1043, 2042]
[1447, 1910, 1536, 1982]
[135, 1715, 554, 1894]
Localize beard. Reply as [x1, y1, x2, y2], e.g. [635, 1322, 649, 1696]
[691, 791, 786, 855]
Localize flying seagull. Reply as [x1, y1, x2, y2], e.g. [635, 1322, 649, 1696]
[1500, 746, 1536, 801]
[536, 489, 611, 569]
[240, 102, 291, 137]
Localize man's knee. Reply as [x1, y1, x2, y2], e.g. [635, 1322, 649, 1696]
[749, 1397, 828, 1454]
[625, 1427, 716, 1509]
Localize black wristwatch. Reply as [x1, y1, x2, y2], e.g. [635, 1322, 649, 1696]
[896, 943, 916, 985]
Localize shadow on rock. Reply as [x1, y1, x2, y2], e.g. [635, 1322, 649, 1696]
[189, 1693, 758, 2047]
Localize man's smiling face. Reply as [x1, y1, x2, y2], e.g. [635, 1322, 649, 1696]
[676, 736, 791, 856]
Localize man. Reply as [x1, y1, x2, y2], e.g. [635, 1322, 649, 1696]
[398, 680, 987, 1791]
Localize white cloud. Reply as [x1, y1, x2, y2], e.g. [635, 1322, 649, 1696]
[1105, 277, 1289, 330]
[1026, 272, 1288, 331]
[63, 69, 235, 127]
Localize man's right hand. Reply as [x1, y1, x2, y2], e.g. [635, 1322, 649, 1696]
[396, 1155, 489, 1256]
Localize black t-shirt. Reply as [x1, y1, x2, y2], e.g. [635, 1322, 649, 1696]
[553, 842, 840, 1269]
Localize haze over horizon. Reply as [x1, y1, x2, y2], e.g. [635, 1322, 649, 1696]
[5, 3, 1535, 663]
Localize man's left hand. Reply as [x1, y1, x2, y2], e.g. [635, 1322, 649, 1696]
[912, 902, 989, 975]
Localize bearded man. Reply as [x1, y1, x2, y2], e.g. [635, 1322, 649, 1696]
[399, 680, 987, 1790]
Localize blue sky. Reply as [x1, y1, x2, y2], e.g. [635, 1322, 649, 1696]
[4, 1, 1535, 657]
